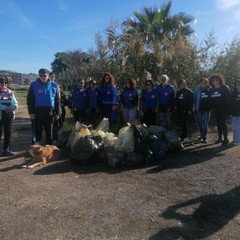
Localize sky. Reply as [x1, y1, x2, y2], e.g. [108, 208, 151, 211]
[0, 0, 239, 74]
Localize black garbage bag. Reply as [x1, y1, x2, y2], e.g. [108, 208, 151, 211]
[132, 124, 154, 164]
[70, 135, 104, 164]
[164, 129, 184, 151]
[148, 134, 169, 159]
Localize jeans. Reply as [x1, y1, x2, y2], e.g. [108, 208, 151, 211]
[231, 116, 240, 143]
[123, 107, 137, 124]
[195, 111, 210, 140]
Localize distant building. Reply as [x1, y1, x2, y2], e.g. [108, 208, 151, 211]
[0, 70, 38, 85]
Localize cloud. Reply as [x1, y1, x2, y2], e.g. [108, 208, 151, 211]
[5, 0, 33, 28]
[39, 35, 57, 43]
[58, 2, 68, 12]
[214, 0, 240, 10]
[223, 26, 237, 32]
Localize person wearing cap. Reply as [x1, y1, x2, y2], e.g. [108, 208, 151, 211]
[27, 68, 61, 145]
[0, 76, 18, 156]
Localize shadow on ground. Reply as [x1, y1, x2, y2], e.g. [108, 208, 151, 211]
[149, 186, 240, 239]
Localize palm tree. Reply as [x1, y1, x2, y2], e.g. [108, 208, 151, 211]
[123, 1, 195, 51]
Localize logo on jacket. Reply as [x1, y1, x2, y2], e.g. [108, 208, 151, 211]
[37, 88, 43, 94]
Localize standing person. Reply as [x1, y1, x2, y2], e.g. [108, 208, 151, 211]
[68, 78, 87, 123]
[49, 72, 56, 82]
[209, 74, 230, 146]
[120, 78, 139, 124]
[230, 80, 240, 145]
[0, 76, 18, 156]
[156, 74, 175, 129]
[193, 77, 211, 143]
[53, 84, 68, 141]
[140, 80, 158, 126]
[86, 79, 100, 128]
[175, 79, 194, 141]
[27, 68, 61, 145]
[98, 72, 118, 124]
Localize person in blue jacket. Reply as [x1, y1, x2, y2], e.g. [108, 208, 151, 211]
[120, 78, 139, 124]
[86, 79, 100, 127]
[140, 80, 158, 126]
[156, 74, 175, 129]
[27, 68, 61, 145]
[68, 78, 88, 123]
[0, 76, 18, 156]
[193, 77, 210, 143]
[98, 72, 118, 124]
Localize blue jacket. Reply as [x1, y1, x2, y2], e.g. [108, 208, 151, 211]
[99, 85, 118, 105]
[87, 87, 99, 109]
[27, 79, 61, 115]
[156, 84, 175, 112]
[141, 89, 158, 109]
[121, 87, 138, 109]
[68, 88, 87, 109]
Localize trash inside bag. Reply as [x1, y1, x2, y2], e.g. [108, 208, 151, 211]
[70, 135, 104, 164]
[96, 118, 109, 132]
[114, 124, 135, 153]
[71, 127, 91, 150]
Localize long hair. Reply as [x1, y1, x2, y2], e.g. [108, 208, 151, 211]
[100, 72, 115, 86]
[208, 74, 225, 87]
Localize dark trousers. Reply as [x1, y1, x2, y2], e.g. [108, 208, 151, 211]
[87, 108, 99, 128]
[214, 109, 228, 140]
[35, 114, 54, 145]
[178, 111, 190, 139]
[0, 112, 13, 151]
[73, 109, 86, 123]
[143, 108, 156, 126]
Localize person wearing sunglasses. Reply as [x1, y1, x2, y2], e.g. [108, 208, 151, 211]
[0, 76, 18, 156]
[86, 79, 100, 127]
[27, 68, 61, 145]
[140, 80, 158, 126]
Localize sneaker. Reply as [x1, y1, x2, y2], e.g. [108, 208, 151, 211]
[231, 141, 240, 145]
[215, 138, 223, 144]
[201, 139, 208, 144]
[222, 139, 229, 146]
[1, 150, 14, 157]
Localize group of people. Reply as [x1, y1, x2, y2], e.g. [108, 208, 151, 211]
[0, 69, 239, 157]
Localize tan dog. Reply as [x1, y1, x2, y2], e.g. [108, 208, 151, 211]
[26, 144, 60, 169]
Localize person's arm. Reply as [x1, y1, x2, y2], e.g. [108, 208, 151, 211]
[10, 92, 18, 111]
[27, 84, 35, 115]
[54, 86, 62, 116]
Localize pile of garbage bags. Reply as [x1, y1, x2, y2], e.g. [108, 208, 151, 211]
[66, 118, 184, 168]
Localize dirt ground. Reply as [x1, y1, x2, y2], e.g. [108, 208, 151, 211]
[0, 105, 240, 240]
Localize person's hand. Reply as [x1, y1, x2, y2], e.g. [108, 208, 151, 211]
[54, 115, 60, 121]
[5, 106, 13, 114]
[112, 105, 118, 111]
[30, 114, 35, 120]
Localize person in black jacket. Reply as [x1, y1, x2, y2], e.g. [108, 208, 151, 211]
[27, 68, 61, 145]
[229, 80, 240, 145]
[209, 74, 230, 146]
[175, 79, 193, 141]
